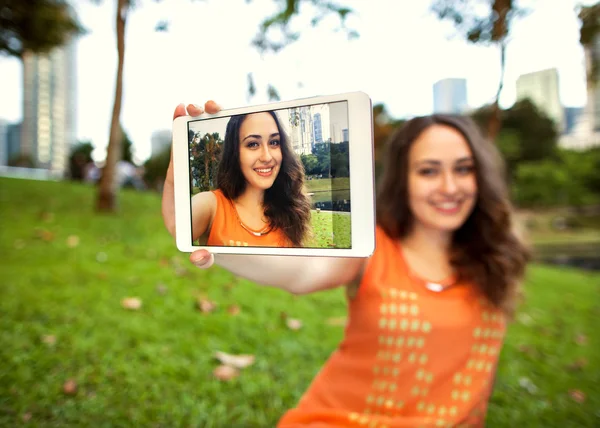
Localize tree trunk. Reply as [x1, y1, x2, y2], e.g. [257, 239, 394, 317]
[487, 40, 506, 143]
[97, 0, 127, 212]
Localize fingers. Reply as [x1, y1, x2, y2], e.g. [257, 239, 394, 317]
[190, 250, 215, 269]
[205, 100, 221, 114]
[187, 103, 204, 117]
[173, 101, 222, 121]
[173, 103, 187, 120]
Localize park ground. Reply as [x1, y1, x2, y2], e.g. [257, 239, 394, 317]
[0, 177, 598, 427]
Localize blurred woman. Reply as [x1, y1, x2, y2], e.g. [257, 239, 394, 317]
[163, 101, 530, 427]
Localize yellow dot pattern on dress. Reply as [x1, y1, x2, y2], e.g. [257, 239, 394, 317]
[445, 301, 506, 413]
[363, 287, 431, 419]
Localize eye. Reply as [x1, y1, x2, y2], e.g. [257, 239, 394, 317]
[270, 139, 280, 147]
[418, 168, 438, 176]
[456, 165, 475, 175]
[246, 141, 259, 148]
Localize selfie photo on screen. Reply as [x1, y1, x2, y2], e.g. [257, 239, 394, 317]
[187, 102, 352, 249]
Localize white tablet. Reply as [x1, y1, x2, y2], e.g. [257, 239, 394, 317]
[172, 91, 375, 257]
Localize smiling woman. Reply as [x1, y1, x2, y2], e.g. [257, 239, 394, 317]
[190, 111, 312, 248]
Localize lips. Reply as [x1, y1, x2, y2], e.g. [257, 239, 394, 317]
[431, 201, 461, 214]
[254, 166, 275, 177]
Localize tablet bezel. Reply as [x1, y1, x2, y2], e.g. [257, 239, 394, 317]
[172, 91, 375, 257]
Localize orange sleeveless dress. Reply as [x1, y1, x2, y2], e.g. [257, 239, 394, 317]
[277, 226, 506, 427]
[206, 189, 292, 248]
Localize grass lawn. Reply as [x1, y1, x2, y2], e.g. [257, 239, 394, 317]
[0, 178, 599, 427]
[307, 210, 351, 249]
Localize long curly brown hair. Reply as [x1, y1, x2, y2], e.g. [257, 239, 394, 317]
[216, 111, 312, 247]
[376, 114, 531, 317]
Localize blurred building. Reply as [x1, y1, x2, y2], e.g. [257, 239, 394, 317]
[433, 78, 468, 114]
[516, 68, 564, 133]
[328, 101, 349, 144]
[150, 129, 172, 157]
[564, 107, 584, 135]
[313, 113, 323, 144]
[288, 107, 314, 156]
[20, 39, 78, 175]
[0, 121, 22, 166]
[558, 35, 600, 150]
[0, 119, 7, 166]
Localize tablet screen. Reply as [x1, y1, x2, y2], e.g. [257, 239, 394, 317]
[187, 101, 352, 249]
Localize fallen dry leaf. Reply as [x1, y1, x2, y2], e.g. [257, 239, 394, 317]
[159, 258, 169, 268]
[174, 266, 188, 277]
[214, 351, 255, 369]
[121, 297, 142, 310]
[156, 284, 168, 295]
[36, 229, 55, 242]
[42, 335, 56, 346]
[22, 413, 32, 423]
[63, 379, 77, 395]
[66, 235, 80, 248]
[286, 318, 303, 330]
[326, 317, 347, 327]
[517, 344, 534, 356]
[566, 358, 588, 371]
[575, 334, 587, 345]
[197, 298, 216, 313]
[227, 305, 241, 316]
[569, 389, 586, 403]
[40, 211, 54, 222]
[213, 364, 239, 381]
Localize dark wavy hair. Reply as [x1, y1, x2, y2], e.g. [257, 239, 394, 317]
[216, 111, 312, 247]
[376, 114, 531, 317]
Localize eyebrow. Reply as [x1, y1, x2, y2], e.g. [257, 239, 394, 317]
[242, 133, 280, 142]
[416, 156, 474, 166]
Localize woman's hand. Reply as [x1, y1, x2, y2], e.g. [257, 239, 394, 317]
[161, 101, 222, 269]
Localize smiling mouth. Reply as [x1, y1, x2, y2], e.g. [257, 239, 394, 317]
[431, 201, 463, 213]
[254, 166, 275, 177]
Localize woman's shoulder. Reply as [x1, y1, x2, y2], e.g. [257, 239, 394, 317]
[191, 190, 218, 211]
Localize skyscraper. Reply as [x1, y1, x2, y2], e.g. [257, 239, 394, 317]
[313, 113, 323, 145]
[516, 68, 564, 132]
[21, 39, 78, 174]
[0, 119, 8, 166]
[433, 78, 468, 114]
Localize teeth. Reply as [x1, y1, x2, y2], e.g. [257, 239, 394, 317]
[255, 168, 272, 173]
[437, 202, 458, 209]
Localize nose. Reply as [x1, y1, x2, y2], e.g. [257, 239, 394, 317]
[441, 171, 458, 194]
[259, 144, 273, 162]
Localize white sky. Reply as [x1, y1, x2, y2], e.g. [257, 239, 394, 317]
[0, 0, 595, 163]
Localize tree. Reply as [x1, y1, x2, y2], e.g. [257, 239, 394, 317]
[96, 0, 128, 212]
[0, 0, 84, 58]
[121, 126, 135, 164]
[470, 98, 558, 180]
[68, 141, 95, 181]
[94, 0, 357, 213]
[430, 0, 529, 142]
[372, 103, 405, 181]
[578, 3, 600, 133]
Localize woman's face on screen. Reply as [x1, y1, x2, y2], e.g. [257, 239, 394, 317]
[238, 112, 283, 191]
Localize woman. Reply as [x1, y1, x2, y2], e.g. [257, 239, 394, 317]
[162, 101, 530, 427]
[190, 109, 312, 248]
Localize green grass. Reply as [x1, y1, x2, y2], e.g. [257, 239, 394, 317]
[0, 178, 599, 427]
[306, 211, 351, 249]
